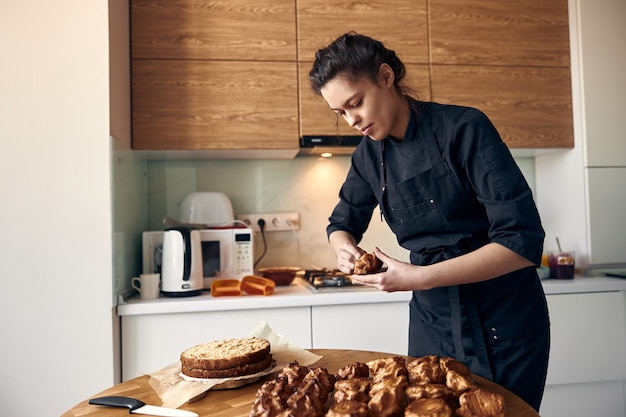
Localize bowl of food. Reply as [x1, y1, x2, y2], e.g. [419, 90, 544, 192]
[257, 267, 301, 286]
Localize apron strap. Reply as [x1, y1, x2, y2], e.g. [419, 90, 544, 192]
[417, 110, 445, 167]
[463, 286, 494, 380]
[448, 286, 466, 360]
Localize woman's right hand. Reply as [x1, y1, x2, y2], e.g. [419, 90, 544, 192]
[336, 241, 365, 274]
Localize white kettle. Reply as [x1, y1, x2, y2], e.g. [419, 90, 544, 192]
[161, 226, 203, 297]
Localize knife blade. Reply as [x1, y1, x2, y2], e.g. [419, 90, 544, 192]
[89, 396, 198, 417]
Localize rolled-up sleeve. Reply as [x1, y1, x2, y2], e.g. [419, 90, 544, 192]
[326, 148, 379, 244]
[449, 109, 545, 265]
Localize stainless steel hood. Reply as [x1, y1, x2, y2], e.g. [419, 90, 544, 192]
[299, 135, 363, 156]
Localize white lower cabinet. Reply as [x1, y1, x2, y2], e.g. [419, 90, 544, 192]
[311, 302, 410, 355]
[540, 292, 626, 417]
[541, 381, 626, 417]
[120, 301, 410, 381]
[121, 307, 311, 381]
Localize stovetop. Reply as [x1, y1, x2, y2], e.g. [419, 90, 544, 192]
[302, 269, 375, 292]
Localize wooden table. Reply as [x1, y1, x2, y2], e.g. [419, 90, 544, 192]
[62, 349, 538, 417]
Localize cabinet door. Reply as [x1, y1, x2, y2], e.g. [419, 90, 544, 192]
[579, 0, 626, 166]
[587, 168, 626, 265]
[297, 0, 428, 65]
[132, 60, 298, 150]
[312, 302, 409, 355]
[131, 0, 296, 61]
[545, 292, 626, 386]
[431, 65, 573, 148]
[300, 63, 431, 137]
[429, 0, 573, 149]
[429, 0, 570, 67]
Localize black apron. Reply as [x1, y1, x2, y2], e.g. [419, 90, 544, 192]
[379, 110, 550, 410]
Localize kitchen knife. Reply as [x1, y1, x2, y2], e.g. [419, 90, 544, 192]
[89, 396, 198, 417]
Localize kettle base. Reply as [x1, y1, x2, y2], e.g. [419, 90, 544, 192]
[161, 290, 203, 297]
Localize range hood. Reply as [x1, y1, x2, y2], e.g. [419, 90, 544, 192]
[299, 135, 363, 156]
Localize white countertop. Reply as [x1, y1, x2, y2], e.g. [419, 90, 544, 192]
[117, 275, 626, 317]
[540, 275, 626, 294]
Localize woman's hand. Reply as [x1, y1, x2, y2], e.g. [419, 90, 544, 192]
[350, 247, 418, 292]
[350, 243, 536, 292]
[336, 241, 365, 274]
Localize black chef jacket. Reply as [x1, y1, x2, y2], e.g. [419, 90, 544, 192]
[327, 101, 550, 410]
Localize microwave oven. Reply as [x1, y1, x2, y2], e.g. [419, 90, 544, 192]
[142, 227, 254, 289]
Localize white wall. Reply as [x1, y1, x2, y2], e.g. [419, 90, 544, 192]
[0, 1, 115, 415]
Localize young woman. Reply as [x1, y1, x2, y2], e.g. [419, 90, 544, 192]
[310, 32, 550, 411]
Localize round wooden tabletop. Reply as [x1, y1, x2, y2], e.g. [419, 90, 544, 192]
[62, 348, 539, 417]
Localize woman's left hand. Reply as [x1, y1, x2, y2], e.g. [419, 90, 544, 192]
[350, 247, 419, 292]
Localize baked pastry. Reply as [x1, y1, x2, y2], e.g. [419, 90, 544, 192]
[303, 367, 336, 394]
[370, 376, 408, 396]
[180, 337, 272, 379]
[456, 389, 506, 417]
[439, 357, 471, 377]
[333, 377, 371, 403]
[367, 357, 408, 383]
[181, 337, 270, 370]
[407, 355, 445, 385]
[287, 379, 327, 416]
[337, 362, 370, 380]
[404, 398, 453, 417]
[249, 391, 287, 417]
[353, 252, 383, 275]
[249, 354, 505, 417]
[183, 354, 273, 379]
[445, 370, 477, 395]
[277, 361, 309, 389]
[251, 363, 334, 417]
[405, 384, 454, 402]
[367, 385, 406, 417]
[326, 400, 369, 417]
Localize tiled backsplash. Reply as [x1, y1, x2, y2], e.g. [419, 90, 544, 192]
[147, 156, 535, 270]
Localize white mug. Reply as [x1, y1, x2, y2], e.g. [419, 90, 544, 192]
[131, 273, 160, 300]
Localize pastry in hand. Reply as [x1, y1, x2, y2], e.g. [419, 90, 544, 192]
[353, 252, 383, 275]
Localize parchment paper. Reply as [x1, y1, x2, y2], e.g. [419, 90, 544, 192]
[147, 321, 323, 408]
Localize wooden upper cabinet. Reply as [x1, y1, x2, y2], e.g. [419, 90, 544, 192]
[130, 0, 299, 151]
[132, 60, 298, 150]
[131, 0, 297, 61]
[297, 0, 429, 137]
[297, 0, 428, 64]
[429, 0, 573, 148]
[429, 0, 570, 67]
[130, 0, 574, 151]
[431, 65, 573, 148]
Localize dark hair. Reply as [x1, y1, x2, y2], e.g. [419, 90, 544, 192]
[309, 32, 410, 97]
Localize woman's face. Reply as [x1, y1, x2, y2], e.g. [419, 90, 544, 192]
[320, 65, 406, 141]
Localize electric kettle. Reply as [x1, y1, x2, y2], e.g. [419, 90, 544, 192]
[161, 226, 203, 297]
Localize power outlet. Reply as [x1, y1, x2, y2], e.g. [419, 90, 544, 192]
[237, 212, 300, 232]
